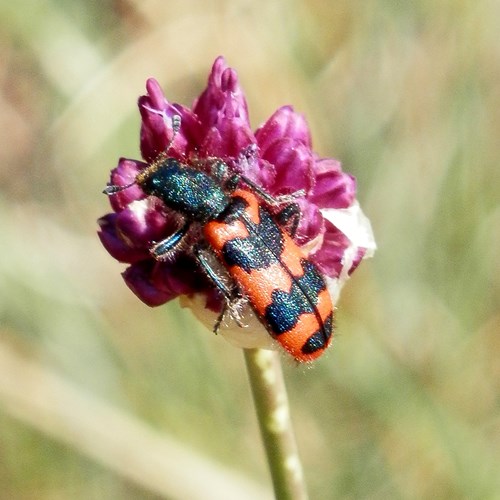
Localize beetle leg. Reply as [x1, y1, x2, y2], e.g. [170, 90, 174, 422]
[275, 202, 301, 237]
[194, 246, 233, 300]
[224, 173, 241, 193]
[219, 296, 248, 331]
[151, 221, 191, 259]
[194, 245, 247, 330]
[213, 302, 228, 334]
[239, 175, 305, 204]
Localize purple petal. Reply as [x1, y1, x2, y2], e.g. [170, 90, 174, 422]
[122, 260, 174, 306]
[151, 254, 209, 296]
[139, 79, 197, 162]
[203, 288, 224, 313]
[192, 56, 227, 124]
[193, 57, 254, 158]
[193, 57, 250, 129]
[295, 198, 324, 244]
[97, 214, 148, 263]
[200, 123, 255, 158]
[311, 161, 357, 209]
[98, 197, 180, 265]
[108, 158, 147, 212]
[255, 106, 311, 150]
[236, 156, 276, 190]
[262, 138, 315, 194]
[114, 199, 173, 248]
[123, 250, 215, 308]
[313, 156, 342, 174]
[312, 220, 352, 278]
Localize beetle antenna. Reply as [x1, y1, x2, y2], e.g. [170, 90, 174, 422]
[102, 181, 135, 195]
[154, 114, 182, 163]
[103, 114, 182, 196]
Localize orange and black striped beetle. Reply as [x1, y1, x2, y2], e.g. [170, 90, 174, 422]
[104, 120, 333, 362]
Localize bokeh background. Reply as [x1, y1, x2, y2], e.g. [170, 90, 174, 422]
[1, 1, 499, 499]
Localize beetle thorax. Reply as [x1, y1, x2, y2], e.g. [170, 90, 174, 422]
[137, 158, 229, 223]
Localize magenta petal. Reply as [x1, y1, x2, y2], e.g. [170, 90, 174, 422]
[114, 201, 172, 248]
[123, 261, 174, 306]
[123, 253, 212, 307]
[97, 214, 148, 264]
[108, 158, 147, 212]
[295, 198, 324, 244]
[139, 79, 197, 161]
[193, 57, 250, 130]
[263, 138, 315, 193]
[139, 82, 170, 161]
[238, 157, 276, 189]
[255, 106, 311, 150]
[192, 57, 227, 124]
[192, 56, 254, 158]
[313, 220, 352, 278]
[145, 78, 166, 109]
[313, 156, 341, 173]
[204, 288, 224, 313]
[311, 168, 357, 209]
[151, 255, 206, 296]
[172, 104, 202, 156]
[200, 123, 254, 158]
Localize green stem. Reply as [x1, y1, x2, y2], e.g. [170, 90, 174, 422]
[244, 348, 309, 500]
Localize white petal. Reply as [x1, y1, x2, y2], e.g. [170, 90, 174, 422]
[320, 201, 376, 256]
[320, 201, 376, 301]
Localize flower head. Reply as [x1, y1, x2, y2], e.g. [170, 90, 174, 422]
[98, 56, 375, 349]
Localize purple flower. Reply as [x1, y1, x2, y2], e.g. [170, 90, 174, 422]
[98, 56, 375, 346]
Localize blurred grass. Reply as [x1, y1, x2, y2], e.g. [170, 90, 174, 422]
[0, 0, 499, 498]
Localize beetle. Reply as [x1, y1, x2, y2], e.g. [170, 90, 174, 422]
[104, 118, 333, 362]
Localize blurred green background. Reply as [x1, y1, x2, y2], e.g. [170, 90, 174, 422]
[1, 1, 498, 499]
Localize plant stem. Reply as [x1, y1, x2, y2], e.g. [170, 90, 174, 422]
[244, 348, 309, 500]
